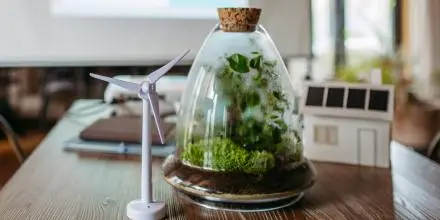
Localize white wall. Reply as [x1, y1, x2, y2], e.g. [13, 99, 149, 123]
[303, 115, 390, 167]
[407, 0, 440, 107]
[408, 0, 436, 80]
[0, 0, 310, 66]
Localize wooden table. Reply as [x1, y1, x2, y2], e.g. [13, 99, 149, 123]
[0, 100, 439, 220]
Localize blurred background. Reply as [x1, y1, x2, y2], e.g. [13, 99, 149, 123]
[0, 0, 438, 185]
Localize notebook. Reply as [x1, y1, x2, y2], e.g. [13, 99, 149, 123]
[63, 116, 177, 157]
[63, 137, 176, 157]
[79, 116, 175, 145]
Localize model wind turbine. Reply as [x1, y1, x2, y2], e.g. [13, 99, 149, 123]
[90, 49, 190, 220]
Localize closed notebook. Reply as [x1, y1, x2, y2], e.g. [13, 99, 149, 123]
[79, 116, 175, 145]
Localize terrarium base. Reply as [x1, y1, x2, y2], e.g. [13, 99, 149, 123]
[177, 190, 304, 212]
[162, 154, 316, 204]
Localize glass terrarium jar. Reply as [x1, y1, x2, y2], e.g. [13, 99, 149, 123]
[163, 8, 316, 204]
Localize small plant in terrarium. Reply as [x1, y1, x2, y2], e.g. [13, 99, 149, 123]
[180, 51, 303, 175]
[163, 7, 315, 204]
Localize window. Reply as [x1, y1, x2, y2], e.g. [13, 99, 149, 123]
[311, 0, 334, 55]
[314, 125, 338, 145]
[345, 0, 394, 54]
[311, 0, 396, 71]
[51, 0, 249, 18]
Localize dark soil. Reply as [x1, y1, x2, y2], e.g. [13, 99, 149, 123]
[163, 155, 316, 195]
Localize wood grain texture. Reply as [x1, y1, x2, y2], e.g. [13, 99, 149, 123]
[0, 100, 438, 220]
[391, 142, 440, 220]
[0, 131, 46, 187]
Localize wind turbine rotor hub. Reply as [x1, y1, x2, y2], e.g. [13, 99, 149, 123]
[138, 81, 150, 95]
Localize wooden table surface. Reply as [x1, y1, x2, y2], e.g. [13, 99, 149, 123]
[0, 100, 439, 220]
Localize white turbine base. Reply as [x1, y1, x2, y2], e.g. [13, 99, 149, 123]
[127, 200, 167, 220]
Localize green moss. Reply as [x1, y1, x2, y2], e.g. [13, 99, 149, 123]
[211, 138, 249, 171]
[181, 142, 205, 167]
[180, 137, 275, 174]
[244, 151, 275, 174]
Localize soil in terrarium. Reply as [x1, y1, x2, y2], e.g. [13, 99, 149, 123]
[164, 153, 315, 196]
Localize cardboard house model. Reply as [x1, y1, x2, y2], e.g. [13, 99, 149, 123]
[299, 82, 394, 168]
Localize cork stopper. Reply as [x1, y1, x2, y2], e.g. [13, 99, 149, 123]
[217, 8, 262, 32]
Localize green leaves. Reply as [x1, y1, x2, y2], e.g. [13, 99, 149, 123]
[249, 55, 262, 69]
[225, 52, 265, 73]
[212, 51, 300, 163]
[257, 77, 268, 88]
[263, 60, 276, 68]
[272, 91, 281, 99]
[246, 91, 261, 107]
[226, 53, 249, 73]
[219, 65, 233, 79]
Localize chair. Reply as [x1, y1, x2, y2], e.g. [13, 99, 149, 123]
[0, 114, 25, 163]
[38, 67, 77, 129]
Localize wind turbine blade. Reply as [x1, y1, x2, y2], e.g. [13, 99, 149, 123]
[90, 73, 139, 92]
[147, 49, 190, 83]
[147, 92, 165, 144]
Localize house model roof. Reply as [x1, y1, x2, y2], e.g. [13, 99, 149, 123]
[299, 81, 395, 121]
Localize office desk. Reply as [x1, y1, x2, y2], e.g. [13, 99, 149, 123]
[0, 100, 439, 220]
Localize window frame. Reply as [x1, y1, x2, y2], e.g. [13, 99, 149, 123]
[314, 125, 339, 145]
[310, 0, 401, 75]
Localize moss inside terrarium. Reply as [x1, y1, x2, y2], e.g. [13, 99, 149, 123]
[179, 51, 302, 175]
[182, 137, 275, 174]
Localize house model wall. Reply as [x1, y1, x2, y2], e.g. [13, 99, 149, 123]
[299, 82, 394, 168]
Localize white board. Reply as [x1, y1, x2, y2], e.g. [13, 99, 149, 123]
[0, 0, 311, 66]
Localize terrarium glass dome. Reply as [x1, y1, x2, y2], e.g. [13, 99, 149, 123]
[163, 8, 316, 204]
